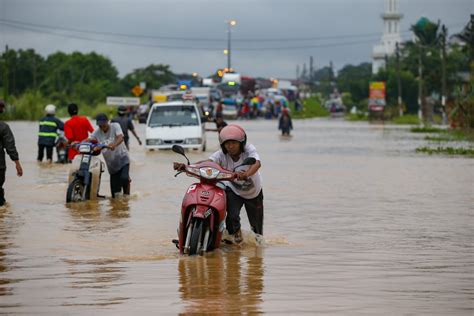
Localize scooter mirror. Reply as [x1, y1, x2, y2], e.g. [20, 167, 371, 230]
[172, 145, 185, 155]
[172, 145, 190, 165]
[242, 157, 256, 166]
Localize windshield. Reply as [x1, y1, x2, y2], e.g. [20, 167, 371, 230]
[148, 105, 199, 127]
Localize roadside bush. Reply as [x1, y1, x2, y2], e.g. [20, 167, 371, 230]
[6, 90, 51, 120]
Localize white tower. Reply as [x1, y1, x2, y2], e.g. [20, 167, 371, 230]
[372, 0, 403, 74]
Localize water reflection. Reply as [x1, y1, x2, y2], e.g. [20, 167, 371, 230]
[65, 198, 130, 233]
[178, 248, 264, 314]
[0, 208, 14, 298]
[62, 258, 129, 307]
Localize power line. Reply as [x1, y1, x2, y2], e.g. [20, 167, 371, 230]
[1, 18, 465, 43]
[0, 19, 463, 51]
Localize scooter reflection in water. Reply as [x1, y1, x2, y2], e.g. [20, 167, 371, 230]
[178, 249, 264, 315]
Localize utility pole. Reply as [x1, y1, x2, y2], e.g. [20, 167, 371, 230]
[396, 42, 403, 116]
[2, 45, 8, 102]
[309, 56, 314, 81]
[418, 44, 423, 121]
[440, 24, 448, 125]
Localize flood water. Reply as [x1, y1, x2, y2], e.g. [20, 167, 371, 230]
[0, 118, 473, 314]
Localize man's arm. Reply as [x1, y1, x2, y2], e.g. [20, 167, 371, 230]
[2, 125, 22, 177]
[236, 160, 261, 180]
[108, 134, 124, 150]
[128, 119, 142, 145]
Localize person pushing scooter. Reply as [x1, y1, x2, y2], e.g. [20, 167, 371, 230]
[85, 113, 131, 198]
[174, 124, 264, 244]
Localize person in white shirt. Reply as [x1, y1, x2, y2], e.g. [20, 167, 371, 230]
[209, 124, 264, 243]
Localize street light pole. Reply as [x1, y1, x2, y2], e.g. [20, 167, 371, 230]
[226, 20, 236, 70]
[227, 22, 231, 69]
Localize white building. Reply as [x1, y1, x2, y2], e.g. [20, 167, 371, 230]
[372, 0, 403, 74]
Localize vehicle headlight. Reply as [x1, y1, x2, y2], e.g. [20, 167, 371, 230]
[78, 144, 91, 153]
[199, 167, 220, 179]
[185, 138, 202, 145]
[146, 139, 163, 145]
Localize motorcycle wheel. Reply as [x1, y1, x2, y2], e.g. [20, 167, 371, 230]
[188, 219, 203, 256]
[66, 179, 86, 202]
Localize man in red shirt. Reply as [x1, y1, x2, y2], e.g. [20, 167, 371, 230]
[64, 103, 94, 162]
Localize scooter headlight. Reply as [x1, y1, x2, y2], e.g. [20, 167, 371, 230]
[199, 167, 220, 179]
[78, 144, 91, 153]
[216, 172, 233, 180]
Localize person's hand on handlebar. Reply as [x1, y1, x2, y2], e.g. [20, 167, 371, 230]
[235, 171, 249, 181]
[173, 162, 186, 171]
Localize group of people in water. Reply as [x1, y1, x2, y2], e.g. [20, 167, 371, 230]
[0, 100, 265, 243]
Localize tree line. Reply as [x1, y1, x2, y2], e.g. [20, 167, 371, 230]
[299, 16, 473, 128]
[0, 49, 177, 120]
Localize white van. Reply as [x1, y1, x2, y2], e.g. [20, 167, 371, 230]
[145, 101, 206, 151]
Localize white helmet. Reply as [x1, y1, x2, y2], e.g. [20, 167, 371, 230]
[45, 104, 56, 115]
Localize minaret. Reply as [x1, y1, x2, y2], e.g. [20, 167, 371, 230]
[372, 0, 403, 74]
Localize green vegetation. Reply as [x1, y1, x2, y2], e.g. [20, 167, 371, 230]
[413, 124, 474, 156]
[0, 49, 184, 120]
[410, 126, 446, 133]
[391, 114, 420, 125]
[424, 130, 472, 142]
[345, 113, 368, 121]
[290, 97, 329, 119]
[416, 146, 474, 156]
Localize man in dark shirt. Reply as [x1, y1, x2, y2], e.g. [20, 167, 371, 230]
[0, 100, 23, 206]
[205, 113, 228, 133]
[111, 106, 142, 150]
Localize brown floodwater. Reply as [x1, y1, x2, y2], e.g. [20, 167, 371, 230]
[0, 118, 472, 314]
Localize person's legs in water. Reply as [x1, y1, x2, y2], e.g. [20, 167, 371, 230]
[225, 188, 245, 243]
[0, 168, 5, 206]
[37, 144, 45, 162]
[46, 145, 54, 163]
[119, 164, 130, 195]
[243, 190, 264, 235]
[110, 164, 130, 198]
[110, 171, 121, 198]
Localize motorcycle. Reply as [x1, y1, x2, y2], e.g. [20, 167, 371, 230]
[55, 134, 69, 164]
[172, 144, 256, 255]
[66, 142, 106, 203]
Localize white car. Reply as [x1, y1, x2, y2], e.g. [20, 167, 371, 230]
[145, 101, 206, 151]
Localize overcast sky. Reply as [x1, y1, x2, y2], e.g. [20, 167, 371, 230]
[0, 0, 472, 79]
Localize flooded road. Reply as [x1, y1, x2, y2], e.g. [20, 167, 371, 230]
[0, 118, 472, 314]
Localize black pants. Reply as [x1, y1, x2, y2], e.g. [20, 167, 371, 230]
[0, 168, 5, 206]
[37, 144, 54, 161]
[225, 188, 264, 235]
[110, 164, 130, 198]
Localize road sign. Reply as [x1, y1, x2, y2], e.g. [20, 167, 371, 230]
[132, 85, 144, 97]
[106, 97, 140, 106]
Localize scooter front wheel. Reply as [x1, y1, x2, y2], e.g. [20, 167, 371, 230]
[66, 179, 87, 202]
[188, 219, 203, 256]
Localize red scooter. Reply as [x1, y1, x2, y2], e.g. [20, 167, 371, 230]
[172, 145, 256, 255]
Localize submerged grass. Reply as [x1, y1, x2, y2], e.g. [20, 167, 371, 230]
[416, 146, 474, 156]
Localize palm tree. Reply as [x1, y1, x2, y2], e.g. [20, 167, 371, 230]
[411, 17, 441, 124]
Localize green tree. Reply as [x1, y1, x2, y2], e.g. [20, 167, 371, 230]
[336, 62, 372, 109]
[0, 48, 45, 96]
[121, 64, 175, 94]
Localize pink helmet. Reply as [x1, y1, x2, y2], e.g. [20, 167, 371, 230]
[219, 124, 247, 153]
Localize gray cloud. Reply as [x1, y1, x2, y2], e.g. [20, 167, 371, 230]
[1, 0, 472, 79]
